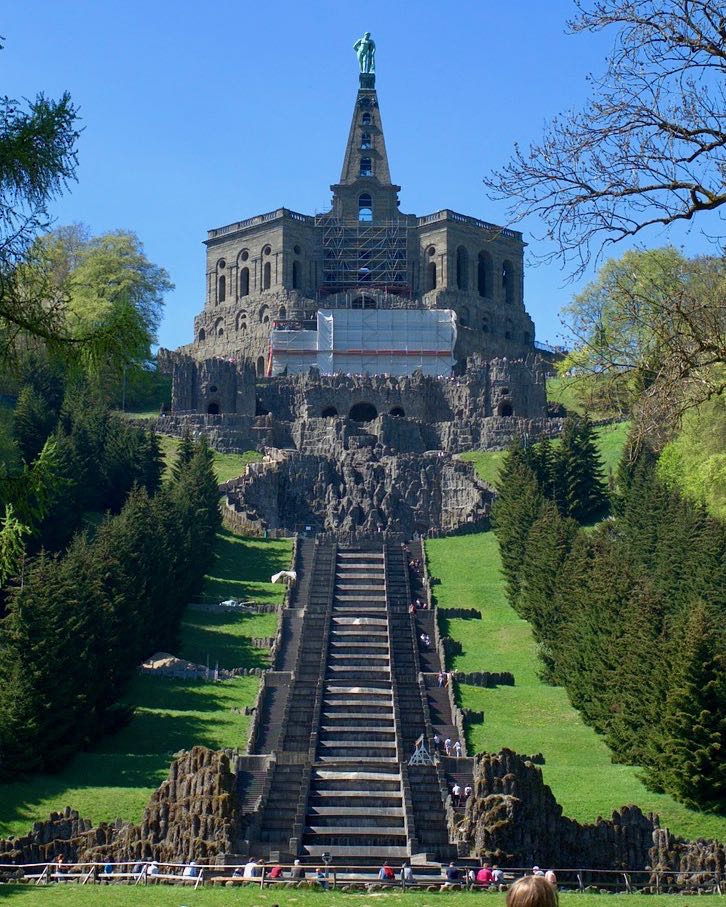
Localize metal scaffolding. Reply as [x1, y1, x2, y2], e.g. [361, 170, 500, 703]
[316, 215, 409, 294]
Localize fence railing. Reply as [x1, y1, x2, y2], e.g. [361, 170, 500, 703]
[1, 861, 722, 894]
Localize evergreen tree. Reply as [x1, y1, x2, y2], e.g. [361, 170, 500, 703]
[517, 501, 579, 674]
[171, 429, 194, 482]
[13, 385, 57, 462]
[556, 414, 609, 522]
[492, 439, 544, 605]
[648, 602, 726, 810]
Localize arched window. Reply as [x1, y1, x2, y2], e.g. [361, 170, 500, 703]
[389, 406, 405, 417]
[198, 328, 206, 341]
[218, 275, 226, 303]
[359, 158, 372, 177]
[213, 317, 224, 336]
[239, 267, 250, 297]
[256, 356, 266, 377]
[207, 402, 220, 415]
[459, 306, 470, 327]
[360, 132, 372, 149]
[456, 246, 469, 290]
[361, 112, 372, 125]
[235, 311, 247, 331]
[278, 305, 286, 320]
[259, 305, 270, 324]
[502, 260, 515, 304]
[263, 261, 271, 290]
[321, 406, 338, 418]
[427, 261, 437, 290]
[504, 317, 513, 339]
[498, 400, 513, 417]
[478, 251, 492, 298]
[358, 193, 373, 222]
[292, 260, 301, 289]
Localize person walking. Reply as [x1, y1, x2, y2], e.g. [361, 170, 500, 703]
[444, 737, 452, 756]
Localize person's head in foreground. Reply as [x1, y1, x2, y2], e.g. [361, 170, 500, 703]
[507, 875, 558, 907]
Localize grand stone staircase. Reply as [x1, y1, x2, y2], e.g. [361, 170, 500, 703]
[245, 533, 468, 864]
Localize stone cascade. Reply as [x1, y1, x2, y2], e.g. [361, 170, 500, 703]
[302, 548, 409, 859]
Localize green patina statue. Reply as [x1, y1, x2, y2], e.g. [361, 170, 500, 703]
[354, 32, 376, 74]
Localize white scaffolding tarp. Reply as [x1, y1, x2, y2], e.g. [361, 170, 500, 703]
[271, 309, 456, 377]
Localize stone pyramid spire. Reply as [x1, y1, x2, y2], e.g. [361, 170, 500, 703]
[330, 42, 401, 220]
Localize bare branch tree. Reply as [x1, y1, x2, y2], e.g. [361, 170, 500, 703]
[484, 0, 726, 274]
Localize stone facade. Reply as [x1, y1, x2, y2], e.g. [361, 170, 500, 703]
[169, 71, 535, 374]
[221, 448, 492, 536]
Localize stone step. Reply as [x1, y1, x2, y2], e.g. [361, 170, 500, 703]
[302, 845, 410, 858]
[313, 768, 401, 780]
[308, 806, 405, 817]
[333, 617, 388, 626]
[320, 726, 396, 736]
[305, 825, 406, 836]
[322, 713, 395, 724]
[317, 755, 399, 764]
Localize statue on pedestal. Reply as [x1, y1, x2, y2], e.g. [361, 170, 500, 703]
[354, 32, 376, 74]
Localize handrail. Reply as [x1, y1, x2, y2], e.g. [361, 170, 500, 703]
[5, 860, 723, 891]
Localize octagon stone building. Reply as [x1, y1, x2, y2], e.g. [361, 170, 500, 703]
[175, 71, 536, 378]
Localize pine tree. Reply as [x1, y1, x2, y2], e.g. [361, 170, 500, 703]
[13, 385, 57, 462]
[492, 439, 544, 606]
[648, 602, 726, 810]
[556, 414, 609, 522]
[171, 429, 195, 483]
[518, 500, 578, 646]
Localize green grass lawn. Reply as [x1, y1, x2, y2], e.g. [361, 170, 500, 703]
[199, 530, 293, 605]
[426, 532, 726, 843]
[460, 422, 630, 489]
[0, 535, 291, 839]
[156, 434, 263, 483]
[1, 889, 722, 907]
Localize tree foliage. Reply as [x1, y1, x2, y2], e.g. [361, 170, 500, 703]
[483, 0, 726, 273]
[559, 248, 726, 438]
[494, 435, 726, 810]
[0, 436, 220, 778]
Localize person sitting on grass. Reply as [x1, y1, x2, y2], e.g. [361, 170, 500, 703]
[316, 867, 330, 890]
[507, 875, 558, 907]
[378, 862, 395, 882]
[477, 863, 494, 886]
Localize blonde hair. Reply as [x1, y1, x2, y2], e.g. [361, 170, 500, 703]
[506, 876, 558, 907]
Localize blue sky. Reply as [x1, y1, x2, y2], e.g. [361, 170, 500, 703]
[3, 1, 717, 350]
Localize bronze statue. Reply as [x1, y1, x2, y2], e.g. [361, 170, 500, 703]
[354, 32, 376, 74]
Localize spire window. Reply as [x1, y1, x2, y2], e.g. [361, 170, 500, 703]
[359, 158, 372, 177]
[361, 112, 372, 125]
[358, 193, 373, 222]
[360, 132, 372, 149]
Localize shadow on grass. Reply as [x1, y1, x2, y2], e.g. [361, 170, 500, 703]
[201, 531, 291, 604]
[177, 611, 271, 671]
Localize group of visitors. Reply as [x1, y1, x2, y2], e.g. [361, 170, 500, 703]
[232, 858, 308, 882]
[437, 670, 454, 687]
[419, 631, 432, 648]
[449, 780, 473, 807]
[433, 733, 463, 758]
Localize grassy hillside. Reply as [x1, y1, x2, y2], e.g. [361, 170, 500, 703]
[461, 421, 629, 488]
[0, 534, 291, 838]
[156, 434, 262, 483]
[426, 532, 726, 842]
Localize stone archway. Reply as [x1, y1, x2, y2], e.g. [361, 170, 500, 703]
[349, 401, 378, 422]
[321, 406, 338, 418]
[389, 406, 405, 417]
[207, 402, 220, 415]
[497, 400, 513, 417]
